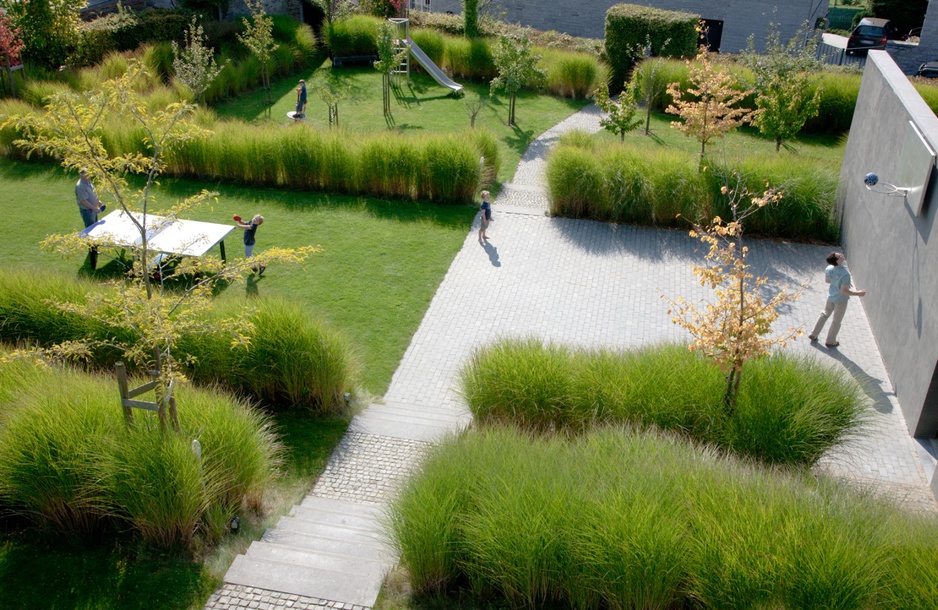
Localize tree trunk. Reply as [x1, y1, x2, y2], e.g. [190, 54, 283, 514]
[775, 138, 782, 153]
[644, 105, 651, 135]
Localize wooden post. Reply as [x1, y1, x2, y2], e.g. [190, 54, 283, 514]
[114, 347, 180, 433]
[115, 362, 134, 425]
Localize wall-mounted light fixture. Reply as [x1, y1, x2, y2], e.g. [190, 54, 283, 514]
[863, 172, 911, 197]
[864, 121, 936, 216]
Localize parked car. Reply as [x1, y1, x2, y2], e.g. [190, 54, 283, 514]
[917, 62, 938, 78]
[846, 18, 896, 55]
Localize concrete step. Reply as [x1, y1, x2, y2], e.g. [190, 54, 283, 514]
[286, 505, 381, 532]
[363, 400, 470, 423]
[224, 554, 383, 607]
[273, 515, 385, 545]
[349, 401, 470, 441]
[245, 541, 390, 577]
[261, 528, 393, 560]
[294, 495, 383, 520]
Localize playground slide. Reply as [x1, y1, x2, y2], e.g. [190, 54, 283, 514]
[406, 39, 463, 93]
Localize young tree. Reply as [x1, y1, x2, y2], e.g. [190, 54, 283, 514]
[0, 11, 24, 96]
[0, 0, 83, 68]
[740, 24, 822, 152]
[316, 73, 350, 127]
[172, 18, 224, 105]
[490, 32, 545, 127]
[667, 48, 756, 167]
[665, 173, 801, 414]
[463, 0, 479, 38]
[238, 0, 278, 106]
[374, 21, 407, 118]
[2, 62, 315, 427]
[594, 81, 642, 141]
[313, 0, 355, 28]
[630, 49, 672, 136]
[464, 92, 487, 128]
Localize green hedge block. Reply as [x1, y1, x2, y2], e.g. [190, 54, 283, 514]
[605, 3, 698, 91]
[827, 7, 865, 30]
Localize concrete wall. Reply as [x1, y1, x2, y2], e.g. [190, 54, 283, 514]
[839, 50, 938, 438]
[428, 0, 826, 52]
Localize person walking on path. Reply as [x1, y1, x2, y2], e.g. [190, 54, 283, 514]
[809, 251, 867, 348]
[478, 190, 491, 243]
[75, 168, 105, 228]
[237, 214, 265, 275]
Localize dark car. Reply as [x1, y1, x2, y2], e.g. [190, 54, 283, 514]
[917, 62, 938, 78]
[846, 18, 896, 55]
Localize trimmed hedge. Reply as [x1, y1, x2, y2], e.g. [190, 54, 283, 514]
[459, 339, 865, 467]
[605, 3, 698, 90]
[546, 136, 840, 241]
[388, 426, 938, 608]
[0, 269, 357, 415]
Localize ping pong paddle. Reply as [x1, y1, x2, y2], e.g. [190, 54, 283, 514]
[233, 215, 242, 222]
[99, 204, 106, 212]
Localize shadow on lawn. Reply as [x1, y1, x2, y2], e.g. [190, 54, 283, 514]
[0, 536, 216, 610]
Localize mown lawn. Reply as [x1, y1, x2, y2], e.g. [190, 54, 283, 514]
[0, 160, 475, 395]
[594, 110, 847, 171]
[212, 63, 589, 183]
[0, 155, 473, 608]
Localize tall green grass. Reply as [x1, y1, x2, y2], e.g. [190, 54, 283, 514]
[0, 358, 280, 550]
[540, 49, 605, 99]
[325, 15, 380, 57]
[546, 134, 839, 241]
[164, 122, 487, 203]
[0, 269, 357, 414]
[388, 426, 936, 608]
[460, 339, 866, 467]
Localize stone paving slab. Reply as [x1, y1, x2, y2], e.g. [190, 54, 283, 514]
[385, 212, 933, 505]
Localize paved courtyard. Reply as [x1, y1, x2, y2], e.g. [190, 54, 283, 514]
[207, 105, 937, 610]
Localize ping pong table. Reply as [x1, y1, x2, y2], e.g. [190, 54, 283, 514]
[80, 210, 236, 270]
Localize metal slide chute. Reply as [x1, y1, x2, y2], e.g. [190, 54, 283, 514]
[406, 38, 463, 93]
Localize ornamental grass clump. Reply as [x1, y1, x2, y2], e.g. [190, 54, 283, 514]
[540, 49, 604, 99]
[388, 426, 937, 608]
[0, 359, 280, 550]
[546, 136, 839, 241]
[460, 339, 865, 467]
[0, 270, 358, 414]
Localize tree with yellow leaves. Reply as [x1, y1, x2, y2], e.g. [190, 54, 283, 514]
[2, 61, 316, 428]
[667, 48, 756, 168]
[665, 173, 802, 414]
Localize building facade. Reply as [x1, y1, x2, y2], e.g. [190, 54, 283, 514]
[423, 0, 827, 52]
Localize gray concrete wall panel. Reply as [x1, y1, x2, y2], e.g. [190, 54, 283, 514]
[424, 1, 825, 53]
[839, 51, 938, 437]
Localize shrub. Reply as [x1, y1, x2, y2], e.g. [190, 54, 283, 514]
[605, 3, 699, 92]
[0, 360, 280, 550]
[0, 270, 358, 414]
[388, 426, 934, 608]
[459, 339, 865, 467]
[546, 137, 839, 241]
[325, 15, 379, 58]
